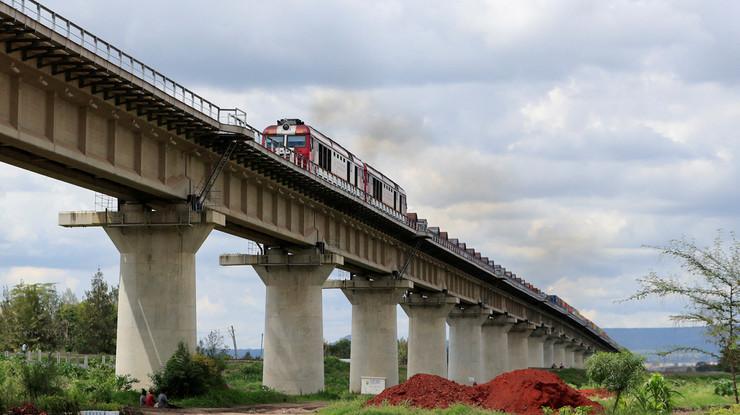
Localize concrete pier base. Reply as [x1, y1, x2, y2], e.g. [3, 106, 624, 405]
[60, 204, 225, 388]
[221, 248, 343, 395]
[401, 293, 459, 379]
[508, 322, 536, 370]
[481, 315, 516, 381]
[326, 278, 412, 393]
[527, 326, 549, 368]
[447, 306, 490, 384]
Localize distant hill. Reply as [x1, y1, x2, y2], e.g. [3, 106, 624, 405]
[605, 327, 718, 365]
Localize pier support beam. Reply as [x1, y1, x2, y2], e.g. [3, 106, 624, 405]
[447, 305, 490, 384]
[60, 204, 224, 388]
[221, 248, 343, 395]
[508, 321, 536, 370]
[401, 293, 459, 379]
[325, 278, 412, 393]
[573, 345, 586, 369]
[481, 315, 516, 380]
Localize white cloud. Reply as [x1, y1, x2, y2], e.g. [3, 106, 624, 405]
[0, 266, 81, 292]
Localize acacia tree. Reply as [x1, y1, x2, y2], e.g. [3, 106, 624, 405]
[626, 233, 739, 403]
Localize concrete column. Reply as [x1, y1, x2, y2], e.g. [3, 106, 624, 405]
[481, 315, 516, 380]
[447, 306, 490, 384]
[221, 248, 343, 395]
[60, 205, 224, 388]
[573, 349, 585, 369]
[543, 337, 556, 368]
[564, 343, 577, 368]
[401, 293, 459, 379]
[552, 338, 567, 368]
[326, 278, 412, 393]
[527, 326, 549, 368]
[508, 322, 536, 370]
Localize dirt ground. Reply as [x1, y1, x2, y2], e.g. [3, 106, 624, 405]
[138, 402, 326, 415]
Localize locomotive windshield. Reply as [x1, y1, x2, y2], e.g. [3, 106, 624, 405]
[286, 135, 307, 148]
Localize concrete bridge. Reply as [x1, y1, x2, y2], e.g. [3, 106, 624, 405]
[0, 0, 618, 394]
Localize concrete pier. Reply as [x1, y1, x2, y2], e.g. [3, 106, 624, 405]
[565, 342, 577, 368]
[527, 326, 549, 368]
[326, 278, 412, 393]
[508, 321, 536, 370]
[401, 293, 459, 379]
[481, 315, 516, 380]
[552, 337, 567, 368]
[543, 336, 556, 368]
[447, 306, 490, 384]
[60, 204, 224, 387]
[221, 248, 343, 395]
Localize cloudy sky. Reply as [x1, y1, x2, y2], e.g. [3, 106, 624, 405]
[2, 0, 739, 347]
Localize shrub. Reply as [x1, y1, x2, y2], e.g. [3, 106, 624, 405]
[19, 360, 61, 400]
[586, 350, 645, 411]
[151, 342, 225, 397]
[35, 395, 81, 415]
[714, 378, 735, 397]
[705, 404, 740, 415]
[68, 360, 135, 403]
[632, 373, 681, 414]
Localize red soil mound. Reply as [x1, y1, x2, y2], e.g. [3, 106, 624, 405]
[476, 369, 602, 415]
[366, 369, 603, 415]
[580, 388, 614, 399]
[366, 373, 483, 409]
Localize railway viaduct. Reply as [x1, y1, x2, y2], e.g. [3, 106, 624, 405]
[0, 0, 618, 394]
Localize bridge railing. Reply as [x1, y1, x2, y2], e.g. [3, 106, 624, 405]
[1, 0, 246, 128]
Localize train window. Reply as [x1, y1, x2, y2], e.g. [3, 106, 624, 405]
[354, 166, 358, 185]
[267, 135, 283, 149]
[286, 135, 306, 148]
[372, 177, 382, 200]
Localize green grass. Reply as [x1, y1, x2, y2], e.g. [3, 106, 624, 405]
[547, 368, 589, 387]
[173, 387, 292, 407]
[319, 399, 507, 415]
[664, 372, 735, 410]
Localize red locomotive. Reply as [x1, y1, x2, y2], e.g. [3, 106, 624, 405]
[262, 118, 407, 215]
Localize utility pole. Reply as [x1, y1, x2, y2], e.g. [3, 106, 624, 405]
[228, 325, 238, 360]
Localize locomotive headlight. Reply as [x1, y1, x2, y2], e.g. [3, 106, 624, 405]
[282, 123, 290, 131]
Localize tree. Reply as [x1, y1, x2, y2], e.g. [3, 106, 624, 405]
[197, 330, 225, 358]
[324, 338, 351, 359]
[626, 233, 740, 404]
[76, 269, 117, 354]
[0, 282, 60, 351]
[398, 337, 408, 366]
[586, 350, 646, 411]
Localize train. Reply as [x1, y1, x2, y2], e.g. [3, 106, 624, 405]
[262, 119, 407, 215]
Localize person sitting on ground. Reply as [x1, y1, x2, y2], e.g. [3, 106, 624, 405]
[559, 362, 565, 369]
[155, 391, 169, 408]
[139, 388, 147, 406]
[551, 363, 557, 369]
[145, 389, 156, 407]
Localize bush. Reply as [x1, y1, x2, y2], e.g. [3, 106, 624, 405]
[705, 404, 740, 415]
[19, 360, 61, 400]
[35, 395, 81, 415]
[632, 373, 681, 414]
[714, 378, 735, 397]
[68, 360, 135, 403]
[151, 342, 225, 398]
[586, 350, 645, 411]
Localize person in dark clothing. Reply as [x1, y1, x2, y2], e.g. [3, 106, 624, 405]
[139, 389, 147, 406]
